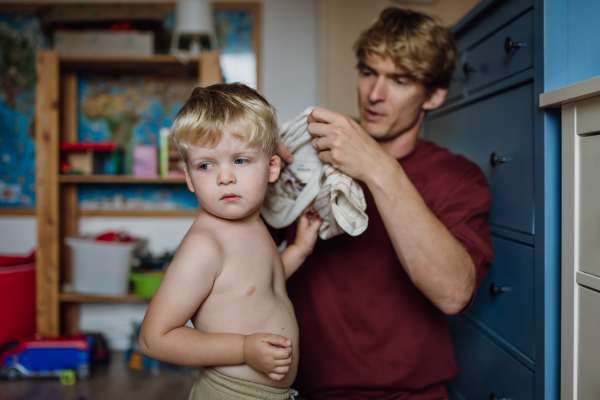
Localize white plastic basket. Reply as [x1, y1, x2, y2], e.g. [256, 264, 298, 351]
[66, 237, 142, 296]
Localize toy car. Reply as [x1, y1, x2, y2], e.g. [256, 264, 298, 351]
[0, 334, 93, 381]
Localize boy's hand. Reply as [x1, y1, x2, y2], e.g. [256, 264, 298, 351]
[243, 333, 293, 381]
[294, 210, 323, 257]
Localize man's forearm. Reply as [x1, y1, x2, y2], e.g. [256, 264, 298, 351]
[139, 326, 246, 367]
[364, 160, 475, 315]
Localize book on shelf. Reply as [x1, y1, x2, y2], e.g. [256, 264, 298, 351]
[159, 128, 185, 178]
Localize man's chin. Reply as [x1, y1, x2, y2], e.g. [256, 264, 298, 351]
[362, 122, 390, 141]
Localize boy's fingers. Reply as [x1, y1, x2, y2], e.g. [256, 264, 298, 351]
[309, 217, 323, 229]
[268, 372, 286, 381]
[273, 365, 291, 374]
[272, 346, 293, 360]
[277, 142, 293, 164]
[275, 357, 292, 366]
[265, 334, 291, 347]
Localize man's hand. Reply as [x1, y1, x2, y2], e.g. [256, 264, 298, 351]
[243, 333, 293, 381]
[307, 107, 393, 183]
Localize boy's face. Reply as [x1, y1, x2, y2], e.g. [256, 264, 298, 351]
[184, 133, 280, 221]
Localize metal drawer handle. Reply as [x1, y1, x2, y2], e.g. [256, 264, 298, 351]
[490, 393, 507, 400]
[462, 62, 478, 75]
[490, 152, 507, 167]
[504, 36, 522, 53]
[489, 282, 507, 298]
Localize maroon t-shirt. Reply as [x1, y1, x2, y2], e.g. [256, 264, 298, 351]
[286, 140, 494, 400]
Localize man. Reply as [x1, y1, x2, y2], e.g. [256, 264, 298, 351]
[280, 7, 494, 400]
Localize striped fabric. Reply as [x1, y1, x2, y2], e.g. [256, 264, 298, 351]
[262, 107, 368, 240]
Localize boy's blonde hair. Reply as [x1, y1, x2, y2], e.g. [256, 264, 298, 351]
[170, 83, 279, 164]
[354, 7, 458, 92]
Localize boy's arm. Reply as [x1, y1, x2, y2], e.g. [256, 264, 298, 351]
[139, 233, 244, 366]
[139, 233, 292, 378]
[281, 212, 322, 279]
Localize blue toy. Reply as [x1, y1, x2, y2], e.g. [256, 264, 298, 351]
[0, 334, 93, 381]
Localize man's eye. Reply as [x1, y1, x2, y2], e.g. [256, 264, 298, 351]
[234, 159, 248, 165]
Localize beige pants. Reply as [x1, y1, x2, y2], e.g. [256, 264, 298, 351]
[188, 367, 296, 400]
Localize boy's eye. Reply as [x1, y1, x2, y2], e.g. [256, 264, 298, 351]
[234, 158, 248, 165]
[198, 163, 213, 171]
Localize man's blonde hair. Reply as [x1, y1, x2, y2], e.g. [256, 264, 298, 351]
[354, 7, 458, 92]
[170, 83, 279, 164]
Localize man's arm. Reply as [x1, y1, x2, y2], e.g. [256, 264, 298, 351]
[139, 233, 293, 379]
[306, 107, 475, 315]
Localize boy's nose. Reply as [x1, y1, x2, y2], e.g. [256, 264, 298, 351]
[217, 167, 236, 185]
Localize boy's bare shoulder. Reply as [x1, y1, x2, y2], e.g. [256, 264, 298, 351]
[170, 222, 224, 276]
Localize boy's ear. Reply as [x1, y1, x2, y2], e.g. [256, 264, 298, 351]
[268, 155, 282, 183]
[422, 87, 448, 111]
[183, 165, 196, 193]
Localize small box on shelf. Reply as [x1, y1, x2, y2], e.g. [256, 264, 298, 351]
[132, 145, 158, 178]
[60, 142, 123, 175]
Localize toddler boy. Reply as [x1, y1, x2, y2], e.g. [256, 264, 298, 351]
[139, 83, 321, 400]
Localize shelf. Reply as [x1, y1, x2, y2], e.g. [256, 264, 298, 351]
[59, 292, 149, 303]
[60, 175, 187, 184]
[79, 209, 199, 217]
[0, 208, 36, 216]
[59, 54, 201, 72]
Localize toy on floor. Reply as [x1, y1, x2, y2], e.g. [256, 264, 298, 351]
[0, 334, 94, 381]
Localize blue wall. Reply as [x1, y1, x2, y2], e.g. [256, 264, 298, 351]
[545, 0, 600, 91]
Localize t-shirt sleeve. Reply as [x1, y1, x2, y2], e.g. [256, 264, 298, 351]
[433, 162, 495, 313]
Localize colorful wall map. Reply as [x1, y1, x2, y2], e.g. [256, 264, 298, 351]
[0, 11, 48, 208]
[1, 7, 255, 210]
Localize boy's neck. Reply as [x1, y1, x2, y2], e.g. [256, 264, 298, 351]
[199, 207, 263, 225]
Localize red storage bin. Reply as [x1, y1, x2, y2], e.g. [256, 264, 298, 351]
[0, 252, 36, 346]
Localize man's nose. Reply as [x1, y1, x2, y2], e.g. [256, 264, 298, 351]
[368, 77, 387, 103]
[217, 167, 236, 185]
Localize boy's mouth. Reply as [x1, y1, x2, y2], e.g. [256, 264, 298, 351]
[221, 194, 241, 202]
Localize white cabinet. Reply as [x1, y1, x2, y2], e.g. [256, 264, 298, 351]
[541, 77, 600, 400]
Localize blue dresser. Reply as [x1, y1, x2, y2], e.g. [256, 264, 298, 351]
[425, 0, 561, 399]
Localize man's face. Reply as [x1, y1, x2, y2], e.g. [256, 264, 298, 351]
[357, 54, 431, 141]
[184, 133, 278, 221]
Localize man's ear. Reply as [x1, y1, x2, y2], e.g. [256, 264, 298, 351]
[268, 155, 282, 183]
[183, 165, 195, 193]
[423, 87, 448, 111]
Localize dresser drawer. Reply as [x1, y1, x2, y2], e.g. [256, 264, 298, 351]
[427, 83, 535, 234]
[469, 237, 534, 358]
[464, 10, 533, 94]
[446, 67, 464, 103]
[448, 315, 534, 400]
[578, 131, 600, 278]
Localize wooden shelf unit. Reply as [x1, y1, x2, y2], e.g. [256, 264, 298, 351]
[35, 50, 222, 337]
[60, 175, 187, 184]
[59, 292, 148, 303]
[0, 208, 36, 216]
[78, 209, 199, 218]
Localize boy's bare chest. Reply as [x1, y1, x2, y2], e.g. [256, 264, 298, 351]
[210, 233, 284, 295]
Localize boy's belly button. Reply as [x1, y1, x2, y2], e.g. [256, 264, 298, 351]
[246, 286, 256, 296]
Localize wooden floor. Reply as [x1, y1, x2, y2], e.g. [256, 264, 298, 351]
[0, 352, 197, 400]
